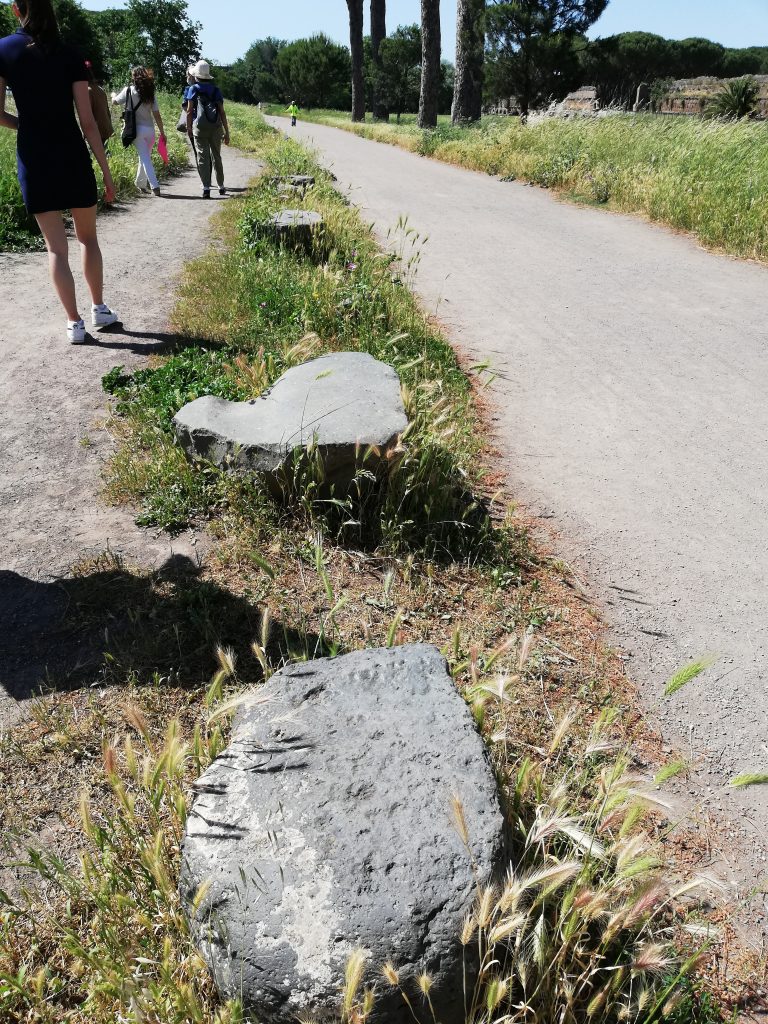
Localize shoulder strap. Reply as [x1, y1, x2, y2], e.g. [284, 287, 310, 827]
[124, 86, 139, 112]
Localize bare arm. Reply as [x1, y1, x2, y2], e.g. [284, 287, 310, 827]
[153, 105, 165, 137]
[0, 78, 19, 131]
[73, 80, 115, 203]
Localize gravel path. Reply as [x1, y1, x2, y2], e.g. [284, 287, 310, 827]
[0, 146, 258, 723]
[270, 116, 768, 886]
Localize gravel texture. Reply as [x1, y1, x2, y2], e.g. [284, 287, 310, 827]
[0, 147, 259, 722]
[268, 116, 768, 892]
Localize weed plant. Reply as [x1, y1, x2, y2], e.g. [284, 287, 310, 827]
[271, 108, 768, 263]
[0, 92, 188, 251]
[0, 659, 243, 1023]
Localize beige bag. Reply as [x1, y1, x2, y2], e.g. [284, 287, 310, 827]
[89, 83, 114, 144]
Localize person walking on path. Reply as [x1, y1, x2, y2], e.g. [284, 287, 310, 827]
[287, 100, 299, 126]
[186, 59, 229, 199]
[112, 66, 166, 197]
[0, 0, 119, 344]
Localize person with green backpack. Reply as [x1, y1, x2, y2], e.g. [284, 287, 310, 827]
[186, 59, 229, 199]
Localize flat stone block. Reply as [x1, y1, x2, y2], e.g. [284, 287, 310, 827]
[173, 351, 408, 493]
[269, 174, 316, 188]
[180, 644, 505, 1024]
[264, 209, 323, 250]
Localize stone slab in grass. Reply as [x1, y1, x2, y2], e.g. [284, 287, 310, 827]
[180, 644, 505, 1024]
[270, 173, 315, 188]
[266, 208, 323, 249]
[173, 351, 408, 493]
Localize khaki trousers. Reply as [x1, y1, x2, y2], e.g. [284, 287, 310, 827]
[193, 119, 224, 190]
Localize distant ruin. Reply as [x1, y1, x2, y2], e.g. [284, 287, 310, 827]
[657, 75, 768, 117]
[487, 75, 768, 119]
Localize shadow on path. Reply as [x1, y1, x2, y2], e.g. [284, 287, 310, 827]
[81, 325, 215, 355]
[0, 554, 325, 707]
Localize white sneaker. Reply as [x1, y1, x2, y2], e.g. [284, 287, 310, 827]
[91, 305, 120, 329]
[67, 319, 86, 344]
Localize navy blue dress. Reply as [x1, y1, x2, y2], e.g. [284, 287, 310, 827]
[0, 28, 96, 214]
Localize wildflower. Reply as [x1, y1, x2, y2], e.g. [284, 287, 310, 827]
[347, 261, 357, 271]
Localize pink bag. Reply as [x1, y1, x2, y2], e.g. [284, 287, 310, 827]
[157, 134, 169, 165]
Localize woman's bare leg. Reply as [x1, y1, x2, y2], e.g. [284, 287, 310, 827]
[35, 210, 80, 321]
[71, 205, 103, 307]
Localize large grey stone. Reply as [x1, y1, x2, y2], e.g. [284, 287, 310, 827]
[173, 352, 408, 493]
[180, 644, 505, 1024]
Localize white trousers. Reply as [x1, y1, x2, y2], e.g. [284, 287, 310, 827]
[134, 126, 159, 190]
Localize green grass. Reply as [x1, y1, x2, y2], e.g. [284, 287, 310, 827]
[0, 91, 188, 252]
[266, 106, 768, 263]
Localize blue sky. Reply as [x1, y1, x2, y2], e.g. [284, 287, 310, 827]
[82, 0, 767, 64]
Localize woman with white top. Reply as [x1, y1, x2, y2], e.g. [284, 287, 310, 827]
[112, 66, 166, 197]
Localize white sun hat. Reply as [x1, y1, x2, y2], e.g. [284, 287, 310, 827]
[192, 60, 214, 80]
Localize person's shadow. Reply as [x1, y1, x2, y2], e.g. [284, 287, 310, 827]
[0, 553, 327, 707]
[80, 325, 212, 355]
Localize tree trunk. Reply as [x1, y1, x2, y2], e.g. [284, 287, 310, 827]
[346, 0, 365, 122]
[451, 0, 485, 123]
[370, 0, 389, 121]
[519, 38, 532, 119]
[418, 0, 441, 128]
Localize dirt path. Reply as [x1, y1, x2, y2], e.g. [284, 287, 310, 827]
[0, 146, 259, 723]
[270, 116, 768, 887]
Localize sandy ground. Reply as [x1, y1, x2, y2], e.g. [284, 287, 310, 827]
[269, 116, 768, 893]
[0, 145, 259, 723]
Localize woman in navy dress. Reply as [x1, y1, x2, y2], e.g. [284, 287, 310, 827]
[0, 0, 119, 343]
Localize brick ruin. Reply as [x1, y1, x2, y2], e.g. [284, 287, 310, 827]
[657, 75, 768, 117]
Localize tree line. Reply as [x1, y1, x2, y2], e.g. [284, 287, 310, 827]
[2, 0, 764, 120]
[220, 1, 767, 124]
[0, 0, 201, 88]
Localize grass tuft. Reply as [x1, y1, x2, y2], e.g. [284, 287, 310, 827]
[663, 657, 716, 697]
[729, 773, 768, 788]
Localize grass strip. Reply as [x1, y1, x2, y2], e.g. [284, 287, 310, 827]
[264, 106, 768, 264]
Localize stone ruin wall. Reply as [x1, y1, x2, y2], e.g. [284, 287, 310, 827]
[487, 76, 768, 118]
[561, 86, 599, 113]
[658, 75, 768, 117]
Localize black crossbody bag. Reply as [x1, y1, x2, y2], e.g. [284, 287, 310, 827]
[121, 87, 139, 148]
